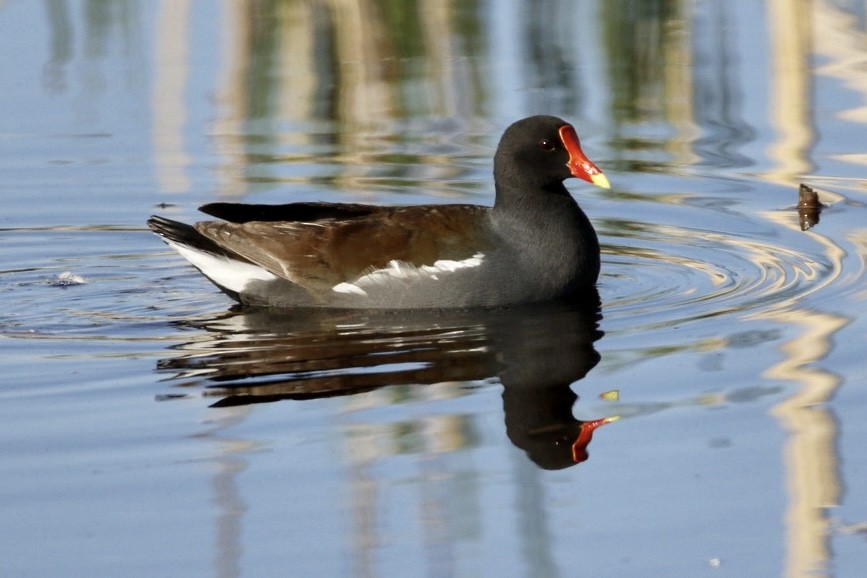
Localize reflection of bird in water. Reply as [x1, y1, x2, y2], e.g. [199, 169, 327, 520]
[503, 383, 618, 470]
[157, 292, 617, 470]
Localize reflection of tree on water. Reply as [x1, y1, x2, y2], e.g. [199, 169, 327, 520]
[158, 291, 615, 470]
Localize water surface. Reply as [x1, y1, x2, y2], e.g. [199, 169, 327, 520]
[2, 1, 867, 577]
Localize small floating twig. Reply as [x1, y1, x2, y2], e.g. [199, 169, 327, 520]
[798, 183, 824, 231]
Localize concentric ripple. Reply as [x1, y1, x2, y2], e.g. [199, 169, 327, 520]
[598, 216, 843, 334]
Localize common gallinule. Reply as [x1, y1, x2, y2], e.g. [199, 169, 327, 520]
[148, 115, 609, 308]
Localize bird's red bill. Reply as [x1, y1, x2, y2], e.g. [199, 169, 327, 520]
[559, 124, 610, 189]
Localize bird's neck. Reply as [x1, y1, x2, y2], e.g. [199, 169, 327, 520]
[493, 181, 579, 225]
[492, 181, 600, 289]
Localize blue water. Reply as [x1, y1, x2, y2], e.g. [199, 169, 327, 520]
[2, 1, 867, 576]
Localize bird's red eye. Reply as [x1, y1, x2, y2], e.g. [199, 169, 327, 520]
[539, 139, 556, 151]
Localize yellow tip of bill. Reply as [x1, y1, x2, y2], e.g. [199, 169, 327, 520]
[591, 173, 611, 190]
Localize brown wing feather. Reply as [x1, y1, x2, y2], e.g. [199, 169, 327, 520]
[195, 205, 491, 297]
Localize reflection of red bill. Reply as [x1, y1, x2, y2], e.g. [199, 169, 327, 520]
[572, 415, 620, 463]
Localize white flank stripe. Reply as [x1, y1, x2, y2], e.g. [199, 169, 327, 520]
[332, 282, 368, 296]
[331, 252, 484, 294]
[420, 253, 484, 275]
[168, 241, 278, 293]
